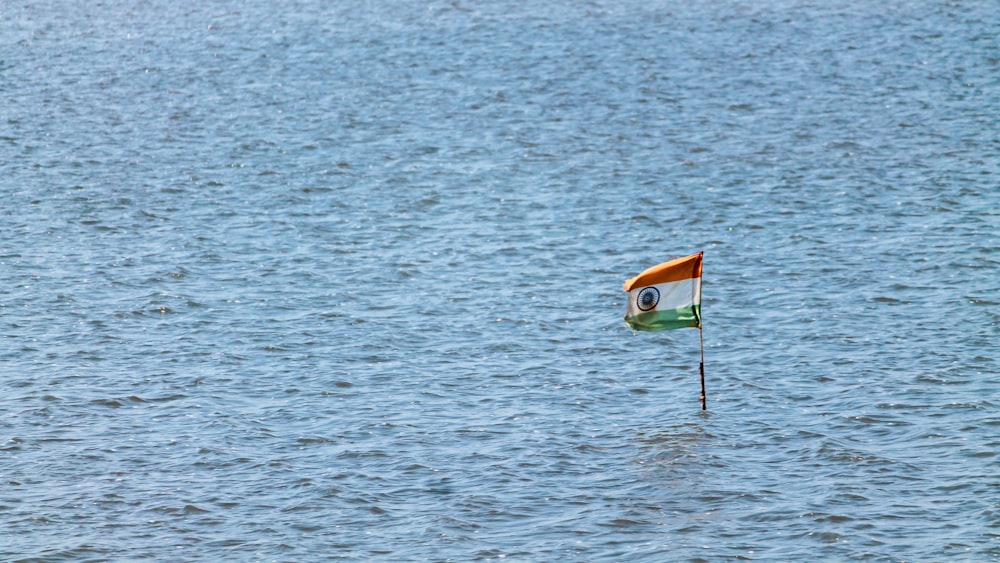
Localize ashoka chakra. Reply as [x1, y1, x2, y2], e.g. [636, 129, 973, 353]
[637, 287, 659, 311]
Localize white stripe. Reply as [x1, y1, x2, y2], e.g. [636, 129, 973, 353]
[626, 277, 700, 318]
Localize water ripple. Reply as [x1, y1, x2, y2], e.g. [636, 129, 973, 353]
[1, 0, 998, 560]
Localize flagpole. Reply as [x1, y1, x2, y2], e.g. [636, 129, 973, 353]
[699, 326, 706, 410]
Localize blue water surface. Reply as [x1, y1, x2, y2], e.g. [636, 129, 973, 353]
[1, 0, 997, 560]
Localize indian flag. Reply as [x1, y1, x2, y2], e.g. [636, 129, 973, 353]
[623, 252, 703, 332]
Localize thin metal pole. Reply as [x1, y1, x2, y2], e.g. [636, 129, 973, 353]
[699, 327, 706, 410]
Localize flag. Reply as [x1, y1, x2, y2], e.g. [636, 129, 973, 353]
[623, 252, 702, 332]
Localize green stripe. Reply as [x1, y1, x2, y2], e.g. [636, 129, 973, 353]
[625, 305, 701, 332]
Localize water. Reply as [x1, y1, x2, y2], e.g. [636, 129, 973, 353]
[1, 0, 997, 560]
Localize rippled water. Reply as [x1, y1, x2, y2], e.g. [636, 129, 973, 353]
[2, 0, 998, 560]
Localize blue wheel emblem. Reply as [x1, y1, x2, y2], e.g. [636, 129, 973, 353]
[637, 287, 659, 311]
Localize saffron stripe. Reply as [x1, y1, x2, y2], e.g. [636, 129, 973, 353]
[623, 252, 702, 291]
